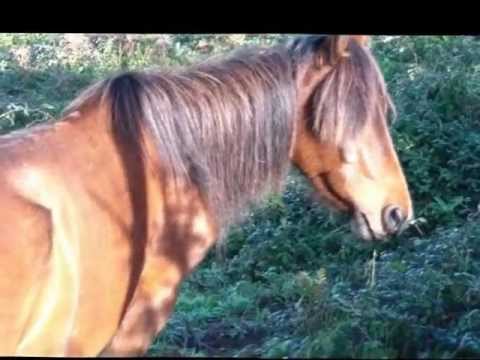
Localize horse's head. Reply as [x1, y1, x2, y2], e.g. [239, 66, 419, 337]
[289, 35, 413, 241]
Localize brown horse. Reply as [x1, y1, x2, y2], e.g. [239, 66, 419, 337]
[0, 35, 412, 356]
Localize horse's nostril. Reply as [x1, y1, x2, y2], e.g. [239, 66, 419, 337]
[391, 207, 403, 225]
[383, 205, 405, 234]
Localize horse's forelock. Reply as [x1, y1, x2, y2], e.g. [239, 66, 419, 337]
[307, 39, 394, 145]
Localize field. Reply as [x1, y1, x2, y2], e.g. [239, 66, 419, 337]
[1, 34, 479, 358]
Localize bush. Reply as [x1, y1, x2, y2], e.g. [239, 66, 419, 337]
[373, 36, 480, 232]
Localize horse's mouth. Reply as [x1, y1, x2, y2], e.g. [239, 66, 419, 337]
[351, 211, 386, 241]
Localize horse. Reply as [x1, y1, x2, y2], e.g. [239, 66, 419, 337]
[0, 35, 413, 356]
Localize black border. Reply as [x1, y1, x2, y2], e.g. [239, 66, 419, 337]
[2, 5, 479, 35]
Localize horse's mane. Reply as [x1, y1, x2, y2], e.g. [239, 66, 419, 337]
[63, 35, 394, 229]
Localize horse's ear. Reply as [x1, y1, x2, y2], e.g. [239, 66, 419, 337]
[321, 35, 351, 65]
[320, 35, 369, 65]
[352, 35, 370, 47]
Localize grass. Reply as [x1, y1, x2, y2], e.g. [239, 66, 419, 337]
[1, 33, 479, 358]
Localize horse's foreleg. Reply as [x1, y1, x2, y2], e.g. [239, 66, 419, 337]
[101, 188, 218, 357]
[99, 255, 182, 357]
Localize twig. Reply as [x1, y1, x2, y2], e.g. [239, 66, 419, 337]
[369, 249, 377, 289]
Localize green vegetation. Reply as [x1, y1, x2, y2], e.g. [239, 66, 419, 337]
[1, 34, 479, 358]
